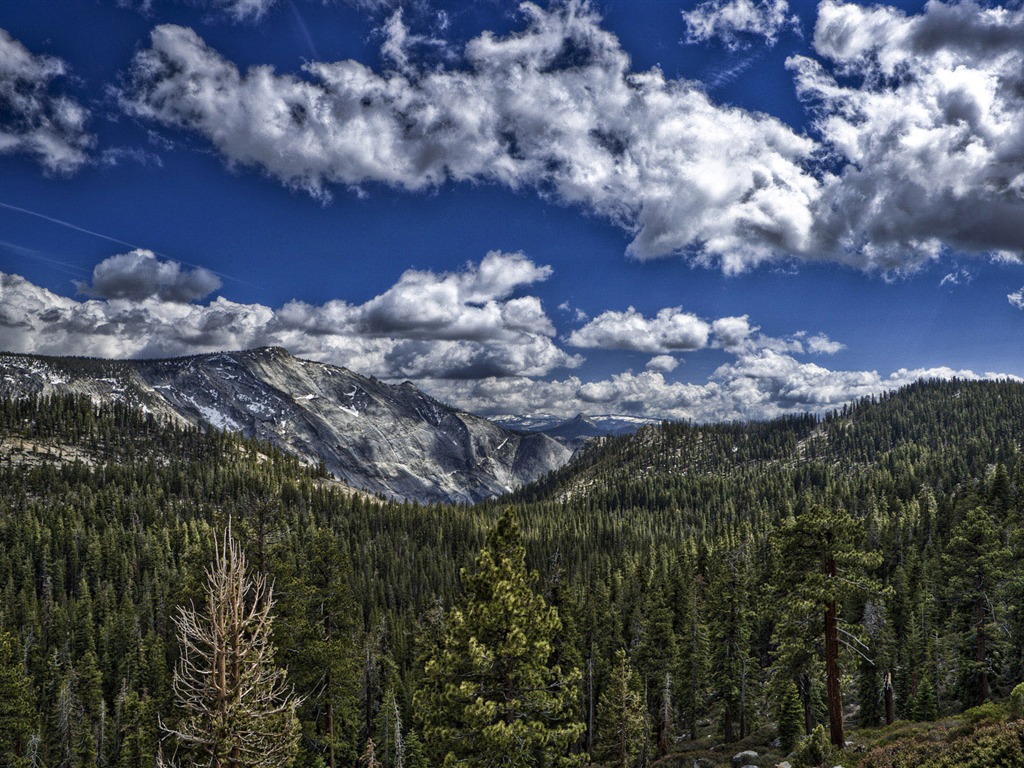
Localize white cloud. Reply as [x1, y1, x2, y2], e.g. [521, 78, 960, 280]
[423, 350, 1011, 423]
[804, 332, 845, 355]
[939, 268, 973, 288]
[1009, 288, 1024, 309]
[569, 306, 846, 359]
[220, 0, 276, 22]
[5, 256, 1004, 423]
[567, 306, 711, 353]
[121, 3, 819, 268]
[646, 354, 679, 372]
[75, 249, 222, 303]
[683, 0, 798, 49]
[116, 1, 1024, 272]
[0, 28, 93, 173]
[0, 251, 580, 380]
[790, 0, 1024, 269]
[710, 315, 755, 351]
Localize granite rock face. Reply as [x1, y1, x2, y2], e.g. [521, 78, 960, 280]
[0, 347, 571, 504]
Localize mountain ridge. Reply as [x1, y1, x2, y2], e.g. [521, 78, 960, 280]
[0, 346, 571, 504]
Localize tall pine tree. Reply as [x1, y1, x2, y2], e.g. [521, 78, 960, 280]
[773, 503, 880, 748]
[415, 509, 584, 768]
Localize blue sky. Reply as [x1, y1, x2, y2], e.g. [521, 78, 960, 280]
[1, 0, 1023, 422]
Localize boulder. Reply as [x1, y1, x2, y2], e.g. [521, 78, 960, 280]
[732, 751, 759, 768]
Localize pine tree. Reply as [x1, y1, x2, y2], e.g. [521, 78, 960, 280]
[910, 671, 938, 722]
[707, 545, 753, 743]
[777, 679, 803, 754]
[773, 503, 881, 749]
[0, 630, 35, 767]
[944, 505, 1010, 706]
[415, 509, 584, 768]
[403, 729, 429, 768]
[164, 529, 301, 768]
[635, 578, 676, 756]
[675, 569, 709, 741]
[596, 649, 647, 768]
[273, 529, 361, 768]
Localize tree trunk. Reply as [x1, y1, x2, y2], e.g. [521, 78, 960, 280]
[326, 681, 336, 768]
[587, 649, 594, 757]
[975, 595, 989, 703]
[824, 594, 844, 748]
[739, 661, 747, 740]
[723, 700, 733, 743]
[800, 674, 813, 737]
[325, 611, 336, 768]
[883, 671, 894, 726]
[658, 672, 671, 756]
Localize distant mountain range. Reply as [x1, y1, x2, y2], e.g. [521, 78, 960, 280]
[491, 412, 656, 450]
[0, 347, 646, 504]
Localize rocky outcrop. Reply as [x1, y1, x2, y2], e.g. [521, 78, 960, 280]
[0, 347, 571, 504]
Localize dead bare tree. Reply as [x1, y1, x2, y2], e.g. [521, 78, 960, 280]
[163, 528, 301, 768]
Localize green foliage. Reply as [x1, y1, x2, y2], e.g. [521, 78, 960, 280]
[415, 510, 585, 768]
[961, 700, 1006, 725]
[0, 631, 35, 768]
[596, 649, 647, 768]
[777, 680, 803, 754]
[1009, 683, 1024, 720]
[790, 724, 838, 768]
[860, 719, 1024, 768]
[910, 674, 939, 722]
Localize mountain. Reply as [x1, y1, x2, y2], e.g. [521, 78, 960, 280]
[492, 412, 654, 441]
[0, 347, 571, 504]
[512, 377, 1024, 507]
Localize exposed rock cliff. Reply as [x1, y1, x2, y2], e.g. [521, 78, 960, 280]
[0, 347, 571, 504]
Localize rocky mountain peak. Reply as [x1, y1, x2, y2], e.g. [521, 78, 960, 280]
[0, 348, 572, 504]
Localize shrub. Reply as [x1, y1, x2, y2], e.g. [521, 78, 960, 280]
[791, 724, 839, 768]
[1010, 683, 1024, 720]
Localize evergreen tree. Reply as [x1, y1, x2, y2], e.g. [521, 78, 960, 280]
[596, 649, 647, 768]
[777, 679, 803, 754]
[773, 503, 880, 749]
[910, 670, 938, 722]
[635, 578, 676, 756]
[274, 529, 361, 768]
[675, 569, 709, 741]
[707, 546, 753, 742]
[415, 509, 584, 768]
[0, 630, 35, 767]
[944, 505, 1010, 706]
[403, 729, 429, 768]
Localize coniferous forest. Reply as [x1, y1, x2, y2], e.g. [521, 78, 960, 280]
[3, 379, 1024, 767]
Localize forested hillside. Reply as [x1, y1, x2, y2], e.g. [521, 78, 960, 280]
[2, 379, 1024, 767]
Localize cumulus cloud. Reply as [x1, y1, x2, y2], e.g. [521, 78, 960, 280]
[790, 0, 1024, 269]
[645, 354, 679, 373]
[567, 307, 711, 353]
[4, 257, 1002, 423]
[683, 0, 798, 49]
[0, 251, 579, 380]
[113, 1, 1024, 272]
[75, 250, 222, 303]
[1009, 288, 1024, 309]
[423, 351, 1010, 423]
[0, 28, 93, 173]
[804, 332, 845, 355]
[568, 306, 846, 358]
[710, 315, 755, 351]
[120, 2, 819, 268]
